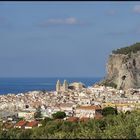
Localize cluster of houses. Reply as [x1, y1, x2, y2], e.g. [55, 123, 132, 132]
[1, 80, 140, 130]
[14, 120, 42, 129]
[1, 104, 103, 131]
[2, 119, 42, 130]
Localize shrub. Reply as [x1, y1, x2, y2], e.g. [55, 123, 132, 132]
[52, 111, 66, 119]
[103, 81, 117, 89]
[102, 107, 118, 116]
[41, 117, 52, 126]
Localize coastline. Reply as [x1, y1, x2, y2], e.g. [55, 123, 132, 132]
[0, 77, 102, 95]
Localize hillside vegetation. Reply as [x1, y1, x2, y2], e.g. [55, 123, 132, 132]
[112, 42, 140, 55]
[1, 110, 140, 139]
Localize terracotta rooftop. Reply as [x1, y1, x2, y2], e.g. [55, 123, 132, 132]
[26, 121, 39, 127]
[66, 117, 79, 122]
[15, 120, 27, 127]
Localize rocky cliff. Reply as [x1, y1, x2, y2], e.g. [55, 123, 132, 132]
[101, 43, 140, 90]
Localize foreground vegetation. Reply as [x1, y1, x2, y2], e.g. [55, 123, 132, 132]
[1, 109, 140, 139]
[112, 42, 140, 55]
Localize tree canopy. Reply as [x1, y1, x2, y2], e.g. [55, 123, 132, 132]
[112, 42, 140, 55]
[34, 106, 42, 119]
[52, 111, 66, 119]
[102, 107, 118, 116]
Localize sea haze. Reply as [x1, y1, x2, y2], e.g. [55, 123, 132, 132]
[0, 77, 102, 94]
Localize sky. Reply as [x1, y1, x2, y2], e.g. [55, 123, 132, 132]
[1, 1, 140, 77]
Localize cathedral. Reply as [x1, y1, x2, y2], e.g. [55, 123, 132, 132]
[56, 80, 85, 92]
[56, 80, 68, 92]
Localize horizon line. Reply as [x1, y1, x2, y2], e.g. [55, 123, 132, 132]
[0, 76, 103, 78]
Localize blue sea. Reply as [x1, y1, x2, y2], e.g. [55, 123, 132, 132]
[0, 77, 102, 95]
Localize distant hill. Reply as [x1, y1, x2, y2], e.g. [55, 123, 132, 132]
[112, 42, 140, 55]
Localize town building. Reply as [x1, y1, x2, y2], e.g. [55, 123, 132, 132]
[18, 111, 35, 121]
[14, 120, 27, 129]
[75, 105, 102, 118]
[25, 121, 39, 129]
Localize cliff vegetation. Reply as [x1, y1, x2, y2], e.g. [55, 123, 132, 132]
[112, 42, 140, 55]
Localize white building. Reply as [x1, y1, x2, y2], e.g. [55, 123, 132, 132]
[18, 111, 35, 120]
[75, 105, 102, 118]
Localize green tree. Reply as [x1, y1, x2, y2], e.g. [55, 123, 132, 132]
[102, 107, 118, 116]
[41, 117, 52, 126]
[52, 111, 66, 119]
[136, 125, 140, 138]
[125, 110, 131, 115]
[34, 106, 42, 119]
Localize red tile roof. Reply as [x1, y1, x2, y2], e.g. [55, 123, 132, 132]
[66, 117, 79, 122]
[26, 121, 39, 127]
[15, 120, 27, 127]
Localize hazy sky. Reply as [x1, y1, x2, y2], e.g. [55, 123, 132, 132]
[1, 1, 140, 77]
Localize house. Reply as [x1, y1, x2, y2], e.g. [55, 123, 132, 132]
[78, 97, 91, 106]
[41, 110, 50, 118]
[51, 106, 61, 114]
[75, 105, 102, 118]
[59, 103, 75, 116]
[25, 121, 39, 129]
[14, 120, 27, 129]
[117, 106, 132, 112]
[18, 111, 35, 121]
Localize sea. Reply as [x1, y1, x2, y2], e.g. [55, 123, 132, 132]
[0, 77, 102, 95]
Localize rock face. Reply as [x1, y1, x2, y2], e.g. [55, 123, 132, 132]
[102, 51, 140, 89]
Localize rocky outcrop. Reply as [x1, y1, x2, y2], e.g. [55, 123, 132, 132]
[101, 51, 140, 90]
